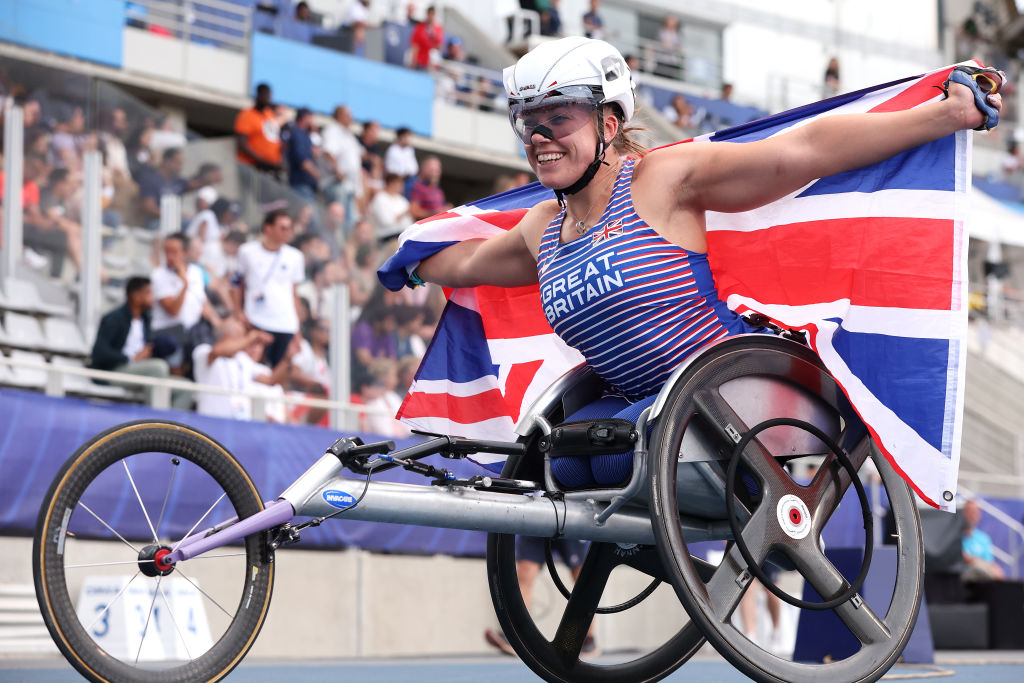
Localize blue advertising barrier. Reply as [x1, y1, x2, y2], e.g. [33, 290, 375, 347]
[3, 388, 1022, 566]
[0, 388, 487, 555]
[0, 0, 123, 67]
[250, 32, 434, 136]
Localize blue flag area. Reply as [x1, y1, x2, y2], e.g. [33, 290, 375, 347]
[828, 328, 950, 453]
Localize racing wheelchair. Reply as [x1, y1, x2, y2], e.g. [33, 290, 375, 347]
[33, 334, 924, 683]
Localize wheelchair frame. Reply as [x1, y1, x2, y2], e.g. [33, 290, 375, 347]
[33, 334, 924, 683]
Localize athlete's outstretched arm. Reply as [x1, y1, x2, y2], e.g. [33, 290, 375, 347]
[650, 76, 1001, 214]
[415, 222, 539, 288]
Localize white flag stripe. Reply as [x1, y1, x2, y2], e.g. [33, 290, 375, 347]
[707, 189, 955, 233]
[725, 296, 961, 339]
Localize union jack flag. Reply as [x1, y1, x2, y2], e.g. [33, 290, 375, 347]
[592, 218, 624, 244]
[379, 64, 977, 510]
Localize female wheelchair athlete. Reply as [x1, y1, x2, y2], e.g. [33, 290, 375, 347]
[32, 333, 923, 683]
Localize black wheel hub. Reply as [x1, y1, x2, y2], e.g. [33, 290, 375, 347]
[138, 544, 175, 577]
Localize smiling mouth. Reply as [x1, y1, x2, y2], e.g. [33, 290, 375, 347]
[536, 152, 565, 165]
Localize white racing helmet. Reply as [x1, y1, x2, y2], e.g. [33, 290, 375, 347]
[503, 37, 636, 200]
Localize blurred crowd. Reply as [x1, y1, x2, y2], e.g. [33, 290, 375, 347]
[0, 65, 465, 437]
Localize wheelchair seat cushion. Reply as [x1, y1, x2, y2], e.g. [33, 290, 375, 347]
[550, 394, 657, 488]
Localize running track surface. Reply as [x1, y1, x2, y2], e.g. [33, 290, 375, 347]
[5, 652, 1024, 682]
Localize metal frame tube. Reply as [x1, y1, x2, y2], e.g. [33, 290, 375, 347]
[2, 104, 24, 284]
[80, 150, 103, 343]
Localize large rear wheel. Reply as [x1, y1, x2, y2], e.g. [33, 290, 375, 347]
[648, 337, 924, 683]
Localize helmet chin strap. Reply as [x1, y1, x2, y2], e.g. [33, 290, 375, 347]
[551, 116, 612, 207]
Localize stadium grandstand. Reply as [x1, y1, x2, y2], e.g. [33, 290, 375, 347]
[2, 0, 1024, 675]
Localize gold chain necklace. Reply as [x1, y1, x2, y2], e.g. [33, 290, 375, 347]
[566, 162, 620, 236]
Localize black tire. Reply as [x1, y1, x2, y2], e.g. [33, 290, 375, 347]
[648, 336, 924, 683]
[485, 445, 705, 682]
[34, 420, 274, 683]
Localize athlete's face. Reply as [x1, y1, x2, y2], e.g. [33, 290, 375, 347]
[523, 107, 617, 190]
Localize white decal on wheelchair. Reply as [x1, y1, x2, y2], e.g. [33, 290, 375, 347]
[776, 494, 812, 540]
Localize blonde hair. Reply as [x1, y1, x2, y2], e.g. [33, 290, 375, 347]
[604, 104, 649, 158]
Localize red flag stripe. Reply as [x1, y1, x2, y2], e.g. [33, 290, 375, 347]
[868, 70, 949, 113]
[707, 217, 955, 310]
[399, 389, 513, 423]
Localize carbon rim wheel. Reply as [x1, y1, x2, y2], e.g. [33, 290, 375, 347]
[485, 451, 706, 682]
[33, 420, 274, 683]
[648, 337, 924, 683]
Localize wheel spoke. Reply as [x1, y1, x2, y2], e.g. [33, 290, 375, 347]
[807, 436, 871, 530]
[170, 492, 227, 553]
[157, 582, 192, 661]
[175, 568, 233, 619]
[701, 506, 774, 624]
[784, 543, 891, 645]
[84, 572, 140, 633]
[694, 389, 791, 496]
[135, 576, 162, 664]
[551, 543, 616, 663]
[78, 502, 141, 553]
[154, 457, 181, 540]
[122, 459, 159, 544]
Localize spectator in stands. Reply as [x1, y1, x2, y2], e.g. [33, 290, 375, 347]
[408, 156, 451, 221]
[410, 5, 444, 70]
[351, 294, 399, 390]
[582, 0, 605, 39]
[359, 120, 386, 192]
[369, 172, 413, 242]
[151, 233, 221, 374]
[540, 0, 562, 36]
[37, 167, 84, 275]
[232, 209, 305, 367]
[187, 194, 234, 278]
[285, 107, 320, 199]
[823, 57, 841, 97]
[49, 105, 86, 171]
[720, 82, 734, 102]
[9, 155, 64, 278]
[359, 357, 410, 437]
[321, 105, 363, 225]
[89, 276, 192, 411]
[347, 236, 380, 313]
[192, 318, 295, 421]
[321, 201, 347, 257]
[235, 83, 283, 174]
[138, 148, 187, 231]
[384, 127, 419, 180]
[397, 353, 419, 394]
[221, 230, 247, 278]
[295, 1, 311, 22]
[297, 259, 347, 323]
[395, 305, 427, 359]
[342, 0, 371, 56]
[662, 93, 694, 132]
[1000, 140, 1022, 182]
[293, 232, 331, 271]
[962, 499, 1005, 581]
[127, 122, 157, 183]
[654, 14, 683, 79]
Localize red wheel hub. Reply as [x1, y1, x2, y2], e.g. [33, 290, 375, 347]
[789, 508, 802, 524]
[153, 548, 173, 572]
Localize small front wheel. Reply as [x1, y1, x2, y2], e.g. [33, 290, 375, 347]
[33, 420, 274, 683]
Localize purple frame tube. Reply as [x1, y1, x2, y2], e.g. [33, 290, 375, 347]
[165, 499, 295, 564]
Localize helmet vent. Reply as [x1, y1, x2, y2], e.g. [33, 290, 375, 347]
[601, 55, 624, 82]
